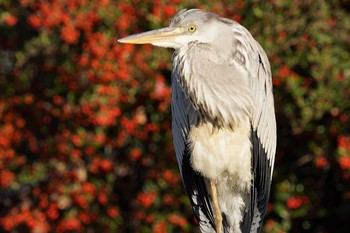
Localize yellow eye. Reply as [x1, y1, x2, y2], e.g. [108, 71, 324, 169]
[188, 25, 196, 32]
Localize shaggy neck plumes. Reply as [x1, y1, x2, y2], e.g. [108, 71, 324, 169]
[172, 42, 254, 129]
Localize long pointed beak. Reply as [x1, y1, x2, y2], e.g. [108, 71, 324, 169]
[118, 27, 183, 44]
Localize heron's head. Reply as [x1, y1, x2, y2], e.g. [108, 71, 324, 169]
[118, 9, 234, 49]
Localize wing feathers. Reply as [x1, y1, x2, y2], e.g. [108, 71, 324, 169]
[172, 71, 216, 231]
[181, 142, 215, 232]
[232, 24, 276, 232]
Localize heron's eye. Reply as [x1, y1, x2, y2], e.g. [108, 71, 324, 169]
[188, 25, 196, 32]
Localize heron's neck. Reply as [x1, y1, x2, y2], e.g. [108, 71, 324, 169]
[172, 43, 253, 129]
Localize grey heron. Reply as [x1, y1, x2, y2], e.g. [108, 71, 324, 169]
[119, 9, 276, 233]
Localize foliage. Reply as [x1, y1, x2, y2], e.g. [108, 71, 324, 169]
[0, 0, 349, 232]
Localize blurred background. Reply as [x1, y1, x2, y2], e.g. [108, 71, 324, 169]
[1, 0, 350, 232]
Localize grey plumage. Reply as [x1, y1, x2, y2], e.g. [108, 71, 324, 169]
[119, 9, 276, 233]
